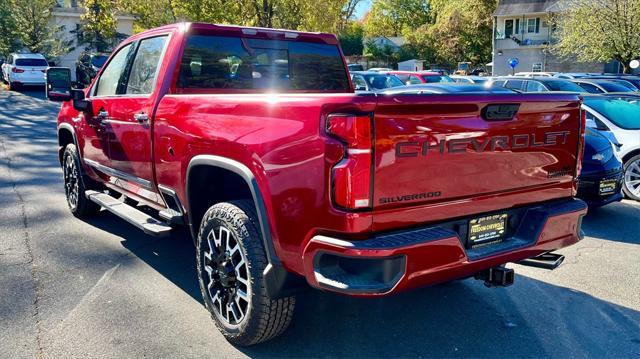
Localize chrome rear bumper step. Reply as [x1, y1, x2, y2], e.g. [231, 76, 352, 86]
[86, 190, 172, 237]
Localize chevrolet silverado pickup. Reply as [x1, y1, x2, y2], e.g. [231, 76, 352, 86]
[48, 23, 587, 346]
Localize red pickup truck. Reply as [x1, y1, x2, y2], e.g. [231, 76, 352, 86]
[48, 23, 587, 345]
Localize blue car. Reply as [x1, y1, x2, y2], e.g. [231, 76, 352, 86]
[577, 128, 624, 207]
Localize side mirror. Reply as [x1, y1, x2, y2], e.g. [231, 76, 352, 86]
[71, 89, 91, 113]
[46, 67, 72, 101]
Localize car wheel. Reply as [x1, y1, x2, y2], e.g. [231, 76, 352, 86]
[622, 154, 640, 201]
[196, 200, 295, 346]
[62, 144, 101, 217]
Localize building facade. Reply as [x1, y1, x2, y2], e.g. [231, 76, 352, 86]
[53, 1, 135, 79]
[492, 0, 605, 76]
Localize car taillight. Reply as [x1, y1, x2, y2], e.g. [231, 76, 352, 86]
[12, 68, 24, 73]
[575, 109, 586, 178]
[326, 114, 373, 210]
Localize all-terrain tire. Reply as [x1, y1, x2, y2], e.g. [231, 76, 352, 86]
[196, 200, 296, 346]
[62, 144, 100, 217]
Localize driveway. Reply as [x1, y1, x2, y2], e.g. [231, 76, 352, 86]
[0, 90, 639, 358]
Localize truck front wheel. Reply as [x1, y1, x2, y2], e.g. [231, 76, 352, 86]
[62, 144, 100, 217]
[196, 200, 295, 346]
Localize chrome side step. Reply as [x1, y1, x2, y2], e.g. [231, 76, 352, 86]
[86, 190, 172, 237]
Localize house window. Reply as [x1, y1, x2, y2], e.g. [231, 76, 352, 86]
[532, 63, 543, 72]
[527, 18, 540, 33]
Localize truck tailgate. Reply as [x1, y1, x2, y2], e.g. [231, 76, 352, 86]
[372, 93, 582, 225]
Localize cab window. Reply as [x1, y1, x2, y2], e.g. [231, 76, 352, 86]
[409, 76, 422, 85]
[126, 36, 168, 95]
[94, 44, 132, 97]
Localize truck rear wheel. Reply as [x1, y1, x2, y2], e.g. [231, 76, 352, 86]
[62, 144, 100, 217]
[623, 155, 640, 201]
[196, 200, 295, 346]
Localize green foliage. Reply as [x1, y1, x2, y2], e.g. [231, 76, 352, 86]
[363, 0, 495, 68]
[79, 0, 119, 52]
[11, 0, 73, 59]
[363, 0, 430, 37]
[553, 0, 640, 73]
[339, 22, 364, 56]
[0, 0, 18, 57]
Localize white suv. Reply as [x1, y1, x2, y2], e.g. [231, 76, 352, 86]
[1, 53, 49, 90]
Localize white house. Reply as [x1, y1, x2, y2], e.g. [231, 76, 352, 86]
[365, 36, 405, 52]
[53, 0, 135, 79]
[492, 0, 606, 76]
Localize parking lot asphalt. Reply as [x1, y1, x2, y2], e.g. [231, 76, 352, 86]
[0, 89, 639, 359]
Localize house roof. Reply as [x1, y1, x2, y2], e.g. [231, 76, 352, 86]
[494, 0, 559, 16]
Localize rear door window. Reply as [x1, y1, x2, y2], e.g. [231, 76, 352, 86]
[505, 80, 524, 91]
[409, 75, 422, 84]
[526, 81, 547, 92]
[125, 36, 167, 95]
[176, 35, 350, 93]
[577, 82, 603, 93]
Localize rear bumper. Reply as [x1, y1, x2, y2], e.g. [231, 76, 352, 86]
[302, 198, 587, 296]
[577, 169, 623, 207]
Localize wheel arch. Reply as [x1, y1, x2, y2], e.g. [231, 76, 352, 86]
[622, 148, 640, 164]
[57, 123, 77, 166]
[185, 155, 304, 298]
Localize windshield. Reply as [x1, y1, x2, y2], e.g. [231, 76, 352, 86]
[585, 97, 640, 129]
[91, 55, 108, 68]
[423, 75, 454, 83]
[15, 58, 48, 67]
[363, 74, 404, 89]
[544, 80, 584, 92]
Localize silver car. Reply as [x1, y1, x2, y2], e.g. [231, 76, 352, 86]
[583, 94, 640, 200]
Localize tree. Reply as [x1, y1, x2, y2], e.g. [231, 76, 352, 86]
[363, 0, 431, 37]
[0, 0, 18, 57]
[339, 22, 364, 56]
[119, 0, 176, 33]
[79, 0, 119, 52]
[419, 0, 496, 68]
[553, 0, 640, 73]
[12, 0, 73, 59]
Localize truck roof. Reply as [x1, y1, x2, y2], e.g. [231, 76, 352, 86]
[130, 22, 339, 45]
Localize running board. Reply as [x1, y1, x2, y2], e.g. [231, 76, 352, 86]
[85, 190, 172, 237]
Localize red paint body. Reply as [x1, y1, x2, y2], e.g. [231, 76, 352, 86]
[57, 23, 587, 296]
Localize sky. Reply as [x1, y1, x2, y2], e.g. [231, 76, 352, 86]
[354, 0, 373, 20]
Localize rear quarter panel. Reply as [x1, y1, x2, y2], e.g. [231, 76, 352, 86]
[153, 93, 376, 274]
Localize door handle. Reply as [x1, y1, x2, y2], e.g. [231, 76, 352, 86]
[134, 112, 149, 124]
[97, 110, 109, 120]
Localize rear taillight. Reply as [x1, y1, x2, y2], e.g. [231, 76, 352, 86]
[12, 68, 24, 73]
[326, 114, 373, 210]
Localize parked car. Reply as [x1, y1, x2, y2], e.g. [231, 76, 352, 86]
[347, 63, 364, 72]
[47, 22, 587, 345]
[426, 68, 449, 75]
[450, 75, 489, 85]
[381, 83, 515, 95]
[75, 52, 109, 87]
[1, 53, 48, 90]
[553, 73, 592, 79]
[572, 79, 634, 93]
[514, 71, 557, 77]
[350, 71, 404, 91]
[577, 127, 623, 207]
[489, 77, 584, 93]
[586, 76, 640, 91]
[366, 67, 393, 72]
[582, 94, 640, 200]
[384, 70, 454, 85]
